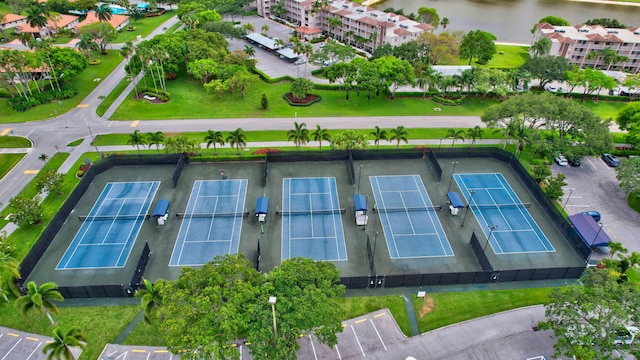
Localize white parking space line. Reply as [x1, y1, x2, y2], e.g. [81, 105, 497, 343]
[350, 325, 366, 357]
[1, 338, 22, 360]
[586, 157, 597, 170]
[369, 319, 387, 351]
[26, 343, 41, 360]
[334, 344, 342, 360]
[309, 335, 318, 360]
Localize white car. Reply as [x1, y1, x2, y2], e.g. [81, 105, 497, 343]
[554, 154, 568, 166]
[614, 326, 639, 345]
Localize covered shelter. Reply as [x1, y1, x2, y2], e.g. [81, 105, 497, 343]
[245, 33, 282, 51]
[569, 213, 611, 248]
[354, 194, 368, 226]
[276, 47, 299, 62]
[446, 191, 464, 216]
[255, 197, 269, 223]
[152, 199, 170, 225]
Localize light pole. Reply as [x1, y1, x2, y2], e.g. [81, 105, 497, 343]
[357, 164, 363, 194]
[586, 223, 604, 264]
[268, 296, 277, 339]
[438, 138, 443, 155]
[373, 231, 378, 260]
[562, 188, 574, 213]
[461, 190, 476, 227]
[447, 161, 459, 193]
[484, 225, 498, 252]
[87, 125, 99, 154]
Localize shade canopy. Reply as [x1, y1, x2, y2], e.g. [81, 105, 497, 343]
[447, 192, 464, 208]
[569, 213, 611, 247]
[152, 200, 169, 217]
[354, 194, 367, 212]
[256, 197, 269, 215]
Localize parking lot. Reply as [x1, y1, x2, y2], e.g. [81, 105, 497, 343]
[0, 326, 82, 360]
[554, 155, 640, 256]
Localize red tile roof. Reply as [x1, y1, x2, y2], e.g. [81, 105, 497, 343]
[76, 12, 129, 30]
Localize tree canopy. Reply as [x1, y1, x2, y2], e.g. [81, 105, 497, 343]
[616, 156, 640, 195]
[459, 30, 496, 65]
[617, 102, 640, 147]
[585, 18, 627, 28]
[158, 255, 345, 360]
[520, 55, 569, 88]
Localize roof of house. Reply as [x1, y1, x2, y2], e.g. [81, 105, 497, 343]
[537, 22, 640, 43]
[76, 12, 129, 30]
[1, 14, 26, 24]
[17, 14, 78, 33]
[296, 26, 323, 35]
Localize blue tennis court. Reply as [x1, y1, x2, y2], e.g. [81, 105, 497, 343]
[56, 181, 159, 270]
[370, 175, 453, 258]
[169, 179, 248, 266]
[281, 177, 347, 261]
[454, 173, 555, 254]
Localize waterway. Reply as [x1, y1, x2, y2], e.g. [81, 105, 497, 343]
[375, 0, 640, 44]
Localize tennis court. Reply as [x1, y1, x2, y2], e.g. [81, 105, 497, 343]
[56, 181, 159, 270]
[281, 177, 347, 261]
[454, 173, 555, 254]
[370, 175, 453, 258]
[169, 179, 248, 266]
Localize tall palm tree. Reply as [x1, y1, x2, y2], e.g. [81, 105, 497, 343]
[31, 38, 61, 92]
[146, 131, 164, 154]
[530, 37, 551, 57]
[0, 251, 20, 303]
[95, 3, 113, 22]
[204, 129, 225, 155]
[226, 128, 247, 155]
[75, 33, 99, 61]
[42, 327, 86, 360]
[243, 45, 255, 59]
[15, 281, 63, 325]
[466, 126, 484, 145]
[135, 278, 163, 324]
[242, 22, 254, 33]
[39, 153, 49, 162]
[261, 24, 269, 36]
[389, 125, 409, 149]
[127, 130, 146, 157]
[440, 17, 449, 31]
[25, 3, 49, 37]
[287, 121, 309, 150]
[446, 128, 465, 148]
[327, 16, 342, 40]
[311, 125, 331, 150]
[370, 126, 388, 149]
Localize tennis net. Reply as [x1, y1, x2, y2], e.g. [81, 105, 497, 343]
[373, 206, 442, 213]
[177, 212, 250, 219]
[276, 208, 346, 216]
[470, 203, 531, 209]
[79, 214, 149, 221]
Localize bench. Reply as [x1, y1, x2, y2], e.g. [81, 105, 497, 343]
[143, 95, 157, 101]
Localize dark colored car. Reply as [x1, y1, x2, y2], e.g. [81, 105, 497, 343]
[602, 153, 620, 167]
[569, 157, 582, 167]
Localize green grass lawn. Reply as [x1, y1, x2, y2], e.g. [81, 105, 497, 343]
[441, 44, 530, 68]
[96, 77, 132, 117]
[580, 99, 629, 120]
[0, 302, 140, 360]
[337, 295, 410, 335]
[0, 136, 31, 148]
[165, 20, 182, 34]
[112, 73, 501, 120]
[628, 190, 640, 213]
[415, 287, 552, 332]
[0, 154, 25, 179]
[0, 51, 124, 124]
[113, 13, 175, 43]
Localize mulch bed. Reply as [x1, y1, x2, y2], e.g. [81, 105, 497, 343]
[285, 93, 319, 104]
[133, 92, 167, 104]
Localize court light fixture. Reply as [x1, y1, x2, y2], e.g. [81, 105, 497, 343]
[268, 296, 277, 339]
[461, 190, 476, 227]
[484, 225, 498, 252]
[447, 161, 459, 193]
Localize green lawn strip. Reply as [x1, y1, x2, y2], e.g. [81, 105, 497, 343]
[67, 138, 84, 146]
[628, 190, 640, 213]
[612, 133, 627, 144]
[0, 303, 140, 360]
[415, 288, 552, 332]
[486, 45, 531, 68]
[165, 21, 182, 34]
[122, 321, 167, 346]
[0, 136, 31, 148]
[111, 72, 500, 120]
[113, 13, 175, 43]
[0, 154, 25, 180]
[96, 77, 132, 117]
[581, 99, 628, 120]
[0, 51, 124, 124]
[94, 128, 503, 146]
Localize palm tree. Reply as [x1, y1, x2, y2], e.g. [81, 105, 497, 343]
[609, 241, 627, 260]
[226, 128, 247, 155]
[204, 129, 225, 155]
[39, 153, 49, 162]
[95, 3, 113, 22]
[75, 33, 99, 61]
[311, 125, 331, 150]
[31, 38, 61, 92]
[261, 24, 269, 36]
[25, 3, 49, 37]
[287, 121, 309, 151]
[127, 130, 146, 157]
[42, 327, 86, 360]
[135, 278, 163, 324]
[466, 126, 484, 145]
[0, 251, 20, 303]
[243, 45, 255, 59]
[389, 125, 409, 149]
[327, 16, 342, 40]
[146, 131, 164, 154]
[370, 126, 388, 149]
[440, 17, 449, 31]
[447, 128, 465, 148]
[243, 22, 254, 33]
[15, 281, 63, 325]
[530, 37, 551, 57]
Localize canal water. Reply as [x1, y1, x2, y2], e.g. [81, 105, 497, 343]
[375, 0, 640, 43]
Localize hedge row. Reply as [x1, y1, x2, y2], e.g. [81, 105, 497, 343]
[7, 88, 78, 112]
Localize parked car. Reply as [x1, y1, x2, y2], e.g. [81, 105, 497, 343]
[602, 153, 620, 167]
[614, 326, 639, 345]
[554, 154, 568, 166]
[569, 158, 582, 166]
[583, 211, 601, 222]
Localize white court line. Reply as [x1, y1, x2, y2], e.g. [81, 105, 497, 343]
[370, 319, 387, 351]
[350, 325, 366, 357]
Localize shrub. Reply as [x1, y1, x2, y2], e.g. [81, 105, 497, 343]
[76, 170, 85, 178]
[7, 87, 78, 112]
[433, 94, 466, 106]
[261, 93, 268, 109]
[253, 148, 282, 155]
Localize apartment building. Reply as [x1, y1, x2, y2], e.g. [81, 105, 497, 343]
[532, 23, 640, 74]
[257, 0, 433, 53]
